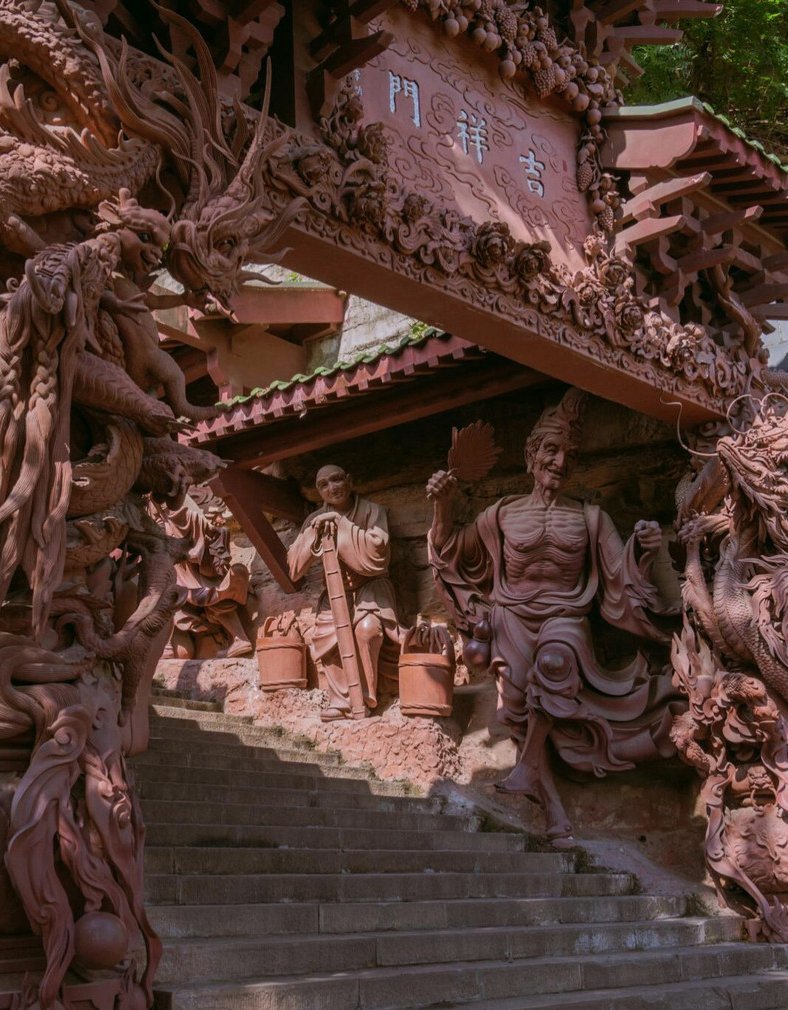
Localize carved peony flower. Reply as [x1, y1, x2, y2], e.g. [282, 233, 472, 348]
[356, 123, 390, 165]
[350, 183, 388, 233]
[402, 192, 430, 222]
[598, 256, 630, 291]
[512, 240, 551, 281]
[614, 298, 643, 334]
[292, 146, 333, 187]
[472, 221, 514, 268]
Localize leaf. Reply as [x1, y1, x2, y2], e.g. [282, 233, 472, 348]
[447, 421, 502, 483]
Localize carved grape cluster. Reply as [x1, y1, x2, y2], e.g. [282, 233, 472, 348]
[409, 0, 621, 232]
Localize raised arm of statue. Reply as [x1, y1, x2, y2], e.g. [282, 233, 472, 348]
[427, 468, 459, 552]
[287, 518, 320, 582]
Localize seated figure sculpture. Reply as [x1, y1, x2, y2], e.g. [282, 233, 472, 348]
[288, 465, 401, 719]
[427, 388, 679, 842]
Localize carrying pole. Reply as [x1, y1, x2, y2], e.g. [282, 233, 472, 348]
[317, 522, 368, 719]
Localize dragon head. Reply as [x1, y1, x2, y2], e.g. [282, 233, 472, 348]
[81, 3, 306, 311]
[716, 397, 788, 551]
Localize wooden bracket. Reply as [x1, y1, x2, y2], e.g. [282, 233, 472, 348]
[307, 0, 397, 118]
[210, 466, 306, 593]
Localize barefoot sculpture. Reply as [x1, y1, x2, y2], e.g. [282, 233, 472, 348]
[427, 389, 681, 843]
[0, 2, 304, 1007]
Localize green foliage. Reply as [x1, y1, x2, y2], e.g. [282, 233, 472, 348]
[626, 0, 788, 161]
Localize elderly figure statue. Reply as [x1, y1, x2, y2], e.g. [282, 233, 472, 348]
[427, 389, 678, 842]
[288, 465, 401, 720]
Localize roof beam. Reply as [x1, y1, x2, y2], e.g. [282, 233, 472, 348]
[208, 359, 542, 469]
[210, 467, 302, 593]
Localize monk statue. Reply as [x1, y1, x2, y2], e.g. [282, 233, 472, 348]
[427, 389, 679, 843]
[287, 465, 402, 720]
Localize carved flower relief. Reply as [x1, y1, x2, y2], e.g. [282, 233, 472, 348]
[614, 297, 643, 335]
[596, 256, 630, 292]
[348, 180, 389, 234]
[356, 123, 390, 166]
[512, 240, 551, 283]
[291, 145, 333, 187]
[471, 221, 514, 269]
[401, 193, 431, 223]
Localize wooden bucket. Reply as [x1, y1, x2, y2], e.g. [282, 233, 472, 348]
[398, 652, 454, 717]
[256, 635, 307, 692]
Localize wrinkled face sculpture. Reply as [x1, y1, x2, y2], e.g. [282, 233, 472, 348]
[528, 432, 578, 493]
[316, 466, 354, 512]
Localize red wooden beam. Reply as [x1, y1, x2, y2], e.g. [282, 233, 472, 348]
[214, 465, 306, 523]
[210, 468, 302, 593]
[211, 360, 543, 468]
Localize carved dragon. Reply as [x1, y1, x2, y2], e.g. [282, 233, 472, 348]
[0, 4, 305, 1007]
[0, 0, 305, 305]
[678, 400, 788, 705]
[674, 396, 788, 940]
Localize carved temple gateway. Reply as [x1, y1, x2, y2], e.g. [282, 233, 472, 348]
[1, 0, 788, 1008]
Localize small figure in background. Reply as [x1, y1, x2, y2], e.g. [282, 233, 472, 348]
[287, 465, 401, 720]
[152, 493, 254, 659]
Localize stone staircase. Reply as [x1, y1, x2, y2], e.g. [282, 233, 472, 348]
[137, 698, 788, 1010]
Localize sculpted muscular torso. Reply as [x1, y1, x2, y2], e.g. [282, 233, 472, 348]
[427, 389, 674, 843]
[499, 500, 587, 592]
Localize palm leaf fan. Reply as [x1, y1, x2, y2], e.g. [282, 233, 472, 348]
[446, 421, 502, 483]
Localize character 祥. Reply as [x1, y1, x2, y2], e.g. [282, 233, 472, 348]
[287, 465, 401, 720]
[427, 389, 681, 842]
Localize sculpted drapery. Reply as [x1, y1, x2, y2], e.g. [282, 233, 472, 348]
[288, 467, 401, 718]
[428, 389, 680, 841]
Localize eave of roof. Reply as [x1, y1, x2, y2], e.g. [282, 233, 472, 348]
[189, 329, 484, 447]
[605, 97, 788, 175]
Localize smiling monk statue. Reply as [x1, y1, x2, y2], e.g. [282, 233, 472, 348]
[288, 465, 402, 720]
[427, 389, 680, 843]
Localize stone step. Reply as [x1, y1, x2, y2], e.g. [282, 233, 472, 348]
[152, 945, 787, 1010]
[145, 724, 303, 750]
[354, 971, 788, 1010]
[139, 799, 471, 833]
[144, 822, 527, 852]
[146, 717, 302, 749]
[150, 693, 223, 712]
[137, 780, 436, 809]
[144, 846, 573, 876]
[145, 870, 637, 906]
[140, 738, 344, 769]
[155, 918, 743, 985]
[148, 894, 689, 940]
[134, 761, 405, 791]
[150, 704, 254, 726]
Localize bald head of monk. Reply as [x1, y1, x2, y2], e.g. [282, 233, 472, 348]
[315, 465, 354, 512]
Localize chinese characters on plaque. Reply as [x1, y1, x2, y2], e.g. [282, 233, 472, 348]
[519, 150, 545, 197]
[386, 70, 545, 199]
